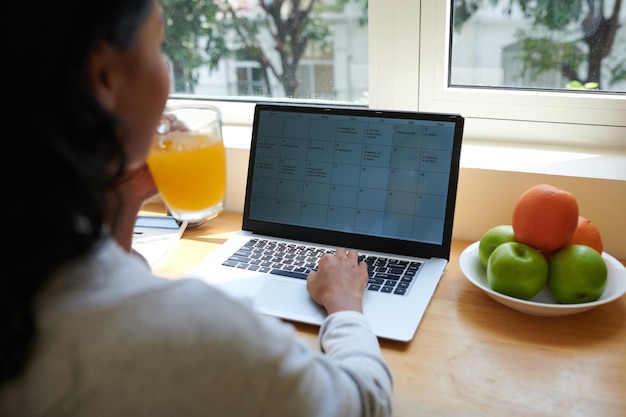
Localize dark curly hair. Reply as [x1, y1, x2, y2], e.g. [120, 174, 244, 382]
[1, 0, 154, 384]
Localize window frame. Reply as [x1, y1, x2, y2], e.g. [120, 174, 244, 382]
[368, 0, 625, 151]
[175, 0, 626, 152]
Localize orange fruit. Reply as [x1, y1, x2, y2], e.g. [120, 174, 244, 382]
[565, 216, 603, 254]
[512, 184, 579, 252]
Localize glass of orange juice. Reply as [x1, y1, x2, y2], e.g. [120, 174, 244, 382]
[147, 104, 226, 222]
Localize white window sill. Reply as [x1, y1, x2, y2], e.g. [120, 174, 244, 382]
[224, 125, 626, 181]
[459, 140, 626, 182]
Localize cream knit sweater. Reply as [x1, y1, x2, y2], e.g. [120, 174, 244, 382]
[0, 239, 393, 417]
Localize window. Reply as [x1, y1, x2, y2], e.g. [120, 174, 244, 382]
[236, 66, 267, 96]
[449, 1, 625, 93]
[163, 0, 367, 101]
[372, 0, 625, 150]
[163, 0, 626, 151]
[296, 62, 335, 100]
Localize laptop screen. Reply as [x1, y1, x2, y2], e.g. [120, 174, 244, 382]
[242, 103, 464, 260]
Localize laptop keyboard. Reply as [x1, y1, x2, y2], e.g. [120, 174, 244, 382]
[221, 238, 422, 296]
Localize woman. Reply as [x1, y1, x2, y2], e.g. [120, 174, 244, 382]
[1, 1, 393, 416]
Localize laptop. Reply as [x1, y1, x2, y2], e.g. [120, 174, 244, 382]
[185, 102, 464, 342]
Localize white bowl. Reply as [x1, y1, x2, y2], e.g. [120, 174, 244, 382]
[459, 241, 626, 317]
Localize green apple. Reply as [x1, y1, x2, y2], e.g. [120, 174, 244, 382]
[487, 241, 548, 300]
[478, 225, 516, 268]
[547, 244, 608, 304]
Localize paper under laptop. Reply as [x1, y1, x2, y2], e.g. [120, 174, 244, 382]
[133, 215, 187, 265]
[186, 103, 464, 342]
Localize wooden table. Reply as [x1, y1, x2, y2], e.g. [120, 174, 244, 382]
[142, 204, 626, 417]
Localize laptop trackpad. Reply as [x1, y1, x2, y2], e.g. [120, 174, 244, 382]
[253, 279, 326, 324]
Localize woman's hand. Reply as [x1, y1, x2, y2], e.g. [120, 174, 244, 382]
[106, 164, 159, 252]
[306, 248, 369, 315]
[116, 163, 159, 207]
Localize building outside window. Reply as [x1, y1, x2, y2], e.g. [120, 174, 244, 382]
[450, 2, 625, 92]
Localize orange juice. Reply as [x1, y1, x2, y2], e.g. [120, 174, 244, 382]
[147, 131, 226, 218]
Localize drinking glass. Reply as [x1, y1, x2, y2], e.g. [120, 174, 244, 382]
[147, 105, 226, 222]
